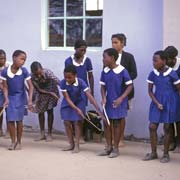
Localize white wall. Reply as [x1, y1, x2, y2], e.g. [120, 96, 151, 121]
[0, 0, 164, 138]
[163, 0, 180, 50]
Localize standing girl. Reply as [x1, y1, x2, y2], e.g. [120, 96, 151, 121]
[144, 50, 180, 163]
[65, 39, 94, 98]
[98, 48, 133, 158]
[0, 49, 11, 136]
[164, 46, 180, 153]
[111, 33, 137, 146]
[65, 40, 94, 142]
[0, 50, 33, 150]
[60, 65, 104, 153]
[31, 61, 60, 142]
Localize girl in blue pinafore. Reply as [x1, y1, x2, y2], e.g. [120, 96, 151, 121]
[164, 46, 180, 153]
[98, 48, 133, 158]
[65, 40, 94, 142]
[65, 39, 94, 103]
[0, 49, 11, 136]
[144, 50, 180, 163]
[0, 50, 33, 150]
[60, 65, 103, 153]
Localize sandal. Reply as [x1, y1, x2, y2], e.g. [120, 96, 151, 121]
[72, 144, 80, 153]
[8, 143, 16, 150]
[97, 148, 112, 156]
[160, 154, 170, 163]
[62, 144, 75, 151]
[109, 149, 120, 158]
[14, 143, 22, 150]
[143, 153, 158, 161]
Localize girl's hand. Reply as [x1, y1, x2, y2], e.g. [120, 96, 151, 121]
[3, 99, 9, 108]
[157, 103, 163, 110]
[49, 92, 59, 100]
[76, 108, 84, 118]
[98, 111, 106, 123]
[28, 101, 33, 111]
[101, 98, 106, 106]
[113, 97, 123, 108]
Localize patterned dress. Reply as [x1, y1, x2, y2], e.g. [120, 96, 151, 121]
[60, 78, 89, 121]
[147, 68, 180, 123]
[31, 69, 60, 113]
[0, 65, 30, 121]
[100, 65, 132, 119]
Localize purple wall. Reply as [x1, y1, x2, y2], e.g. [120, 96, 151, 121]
[0, 0, 163, 137]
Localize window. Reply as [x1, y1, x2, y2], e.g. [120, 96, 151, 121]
[42, 0, 103, 50]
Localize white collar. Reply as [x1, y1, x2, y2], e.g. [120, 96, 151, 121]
[153, 67, 172, 76]
[173, 57, 180, 71]
[104, 65, 125, 74]
[7, 65, 22, 78]
[71, 55, 87, 66]
[116, 53, 122, 65]
[66, 78, 79, 86]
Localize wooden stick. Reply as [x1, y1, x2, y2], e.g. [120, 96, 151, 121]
[102, 104, 110, 126]
[0, 106, 6, 117]
[82, 113, 102, 132]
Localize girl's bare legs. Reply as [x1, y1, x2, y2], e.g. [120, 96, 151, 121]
[160, 123, 172, 163]
[46, 109, 54, 142]
[73, 121, 81, 153]
[143, 123, 158, 160]
[15, 121, 23, 150]
[7, 121, 16, 150]
[98, 121, 112, 156]
[63, 121, 74, 151]
[119, 118, 125, 147]
[0, 107, 3, 136]
[109, 120, 121, 158]
[169, 124, 176, 151]
[149, 123, 159, 154]
[35, 112, 46, 141]
[174, 122, 180, 153]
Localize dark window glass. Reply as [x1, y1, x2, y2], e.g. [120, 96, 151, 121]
[66, 19, 83, 46]
[49, 0, 64, 17]
[49, 20, 64, 46]
[86, 19, 102, 46]
[67, 0, 83, 16]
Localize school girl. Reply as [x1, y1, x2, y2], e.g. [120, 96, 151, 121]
[0, 50, 33, 150]
[98, 48, 133, 158]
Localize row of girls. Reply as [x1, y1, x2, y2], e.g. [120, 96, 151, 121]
[0, 34, 180, 163]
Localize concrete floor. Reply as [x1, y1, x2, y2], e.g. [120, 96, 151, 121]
[0, 132, 179, 180]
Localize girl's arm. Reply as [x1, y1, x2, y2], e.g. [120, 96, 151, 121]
[101, 85, 106, 105]
[62, 91, 84, 117]
[148, 83, 163, 110]
[33, 81, 59, 100]
[2, 80, 9, 107]
[113, 84, 133, 108]
[88, 71, 94, 96]
[26, 79, 33, 110]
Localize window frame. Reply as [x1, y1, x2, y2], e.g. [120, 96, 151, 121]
[41, 0, 103, 51]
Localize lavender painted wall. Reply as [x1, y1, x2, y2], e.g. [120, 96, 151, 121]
[0, 0, 163, 137]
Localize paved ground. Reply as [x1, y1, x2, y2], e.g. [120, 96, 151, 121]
[0, 132, 179, 180]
